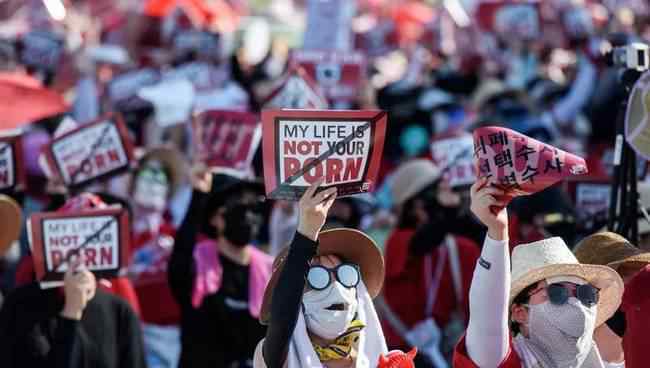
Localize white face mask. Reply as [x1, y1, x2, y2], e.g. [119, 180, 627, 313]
[302, 281, 358, 340]
[133, 168, 169, 212]
[527, 298, 597, 368]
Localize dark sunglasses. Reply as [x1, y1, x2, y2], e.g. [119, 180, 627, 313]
[306, 263, 360, 291]
[530, 282, 600, 307]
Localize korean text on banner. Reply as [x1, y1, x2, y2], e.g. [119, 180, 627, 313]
[262, 109, 387, 200]
[473, 126, 588, 202]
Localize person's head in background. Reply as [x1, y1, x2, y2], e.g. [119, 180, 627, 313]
[201, 171, 266, 248]
[574, 232, 650, 284]
[130, 147, 185, 217]
[390, 159, 463, 230]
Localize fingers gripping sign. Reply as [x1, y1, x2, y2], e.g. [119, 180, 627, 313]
[297, 178, 338, 241]
[61, 254, 98, 320]
[470, 177, 509, 241]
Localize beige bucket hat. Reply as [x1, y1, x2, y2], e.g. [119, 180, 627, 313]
[390, 159, 441, 206]
[574, 231, 650, 271]
[510, 237, 624, 327]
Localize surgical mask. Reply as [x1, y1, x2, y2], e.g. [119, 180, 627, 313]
[527, 298, 597, 367]
[302, 281, 358, 340]
[133, 167, 169, 212]
[222, 203, 262, 247]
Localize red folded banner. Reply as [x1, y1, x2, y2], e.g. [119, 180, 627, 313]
[473, 126, 588, 202]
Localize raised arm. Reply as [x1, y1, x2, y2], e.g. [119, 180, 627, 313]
[262, 179, 337, 368]
[464, 178, 511, 367]
[168, 164, 212, 307]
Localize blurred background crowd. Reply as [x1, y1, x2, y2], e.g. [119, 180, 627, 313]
[0, 0, 650, 367]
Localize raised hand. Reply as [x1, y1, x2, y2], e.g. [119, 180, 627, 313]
[190, 162, 212, 193]
[60, 256, 97, 320]
[297, 178, 338, 241]
[470, 177, 509, 241]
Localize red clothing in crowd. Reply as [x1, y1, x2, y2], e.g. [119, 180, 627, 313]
[382, 229, 480, 348]
[453, 335, 521, 368]
[129, 221, 181, 325]
[621, 264, 650, 368]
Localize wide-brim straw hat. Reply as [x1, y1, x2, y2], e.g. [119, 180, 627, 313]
[510, 237, 624, 327]
[390, 159, 441, 206]
[574, 231, 650, 271]
[260, 228, 384, 325]
[0, 195, 22, 257]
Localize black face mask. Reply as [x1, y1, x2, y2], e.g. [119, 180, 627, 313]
[605, 308, 626, 338]
[222, 203, 262, 247]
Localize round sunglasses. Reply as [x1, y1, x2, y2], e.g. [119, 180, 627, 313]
[530, 282, 600, 307]
[306, 263, 360, 291]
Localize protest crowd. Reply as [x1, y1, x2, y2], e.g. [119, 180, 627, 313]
[1, 0, 650, 367]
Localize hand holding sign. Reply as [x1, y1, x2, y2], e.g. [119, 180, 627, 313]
[470, 178, 508, 241]
[61, 255, 97, 320]
[297, 178, 338, 241]
[473, 126, 588, 204]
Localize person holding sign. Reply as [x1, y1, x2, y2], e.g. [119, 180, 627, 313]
[168, 165, 273, 368]
[452, 178, 624, 368]
[0, 253, 146, 368]
[254, 179, 413, 368]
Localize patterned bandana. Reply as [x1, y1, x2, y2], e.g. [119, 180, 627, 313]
[312, 320, 365, 362]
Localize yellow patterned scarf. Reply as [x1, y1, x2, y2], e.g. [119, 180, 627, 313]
[312, 320, 366, 362]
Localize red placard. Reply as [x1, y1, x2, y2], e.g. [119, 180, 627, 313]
[262, 109, 387, 200]
[473, 126, 588, 203]
[291, 50, 367, 102]
[29, 208, 130, 286]
[0, 133, 25, 192]
[193, 110, 261, 171]
[44, 114, 135, 188]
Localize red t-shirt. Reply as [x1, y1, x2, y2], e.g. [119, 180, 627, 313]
[453, 335, 522, 368]
[129, 222, 181, 325]
[382, 229, 480, 349]
[621, 264, 650, 368]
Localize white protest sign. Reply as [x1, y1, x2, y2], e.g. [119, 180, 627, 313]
[30, 208, 130, 286]
[263, 110, 387, 200]
[431, 134, 476, 188]
[45, 116, 135, 188]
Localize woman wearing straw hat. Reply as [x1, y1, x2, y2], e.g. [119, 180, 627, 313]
[254, 178, 414, 368]
[574, 232, 650, 368]
[453, 178, 625, 368]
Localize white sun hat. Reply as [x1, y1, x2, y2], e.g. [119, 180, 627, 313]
[510, 237, 624, 327]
